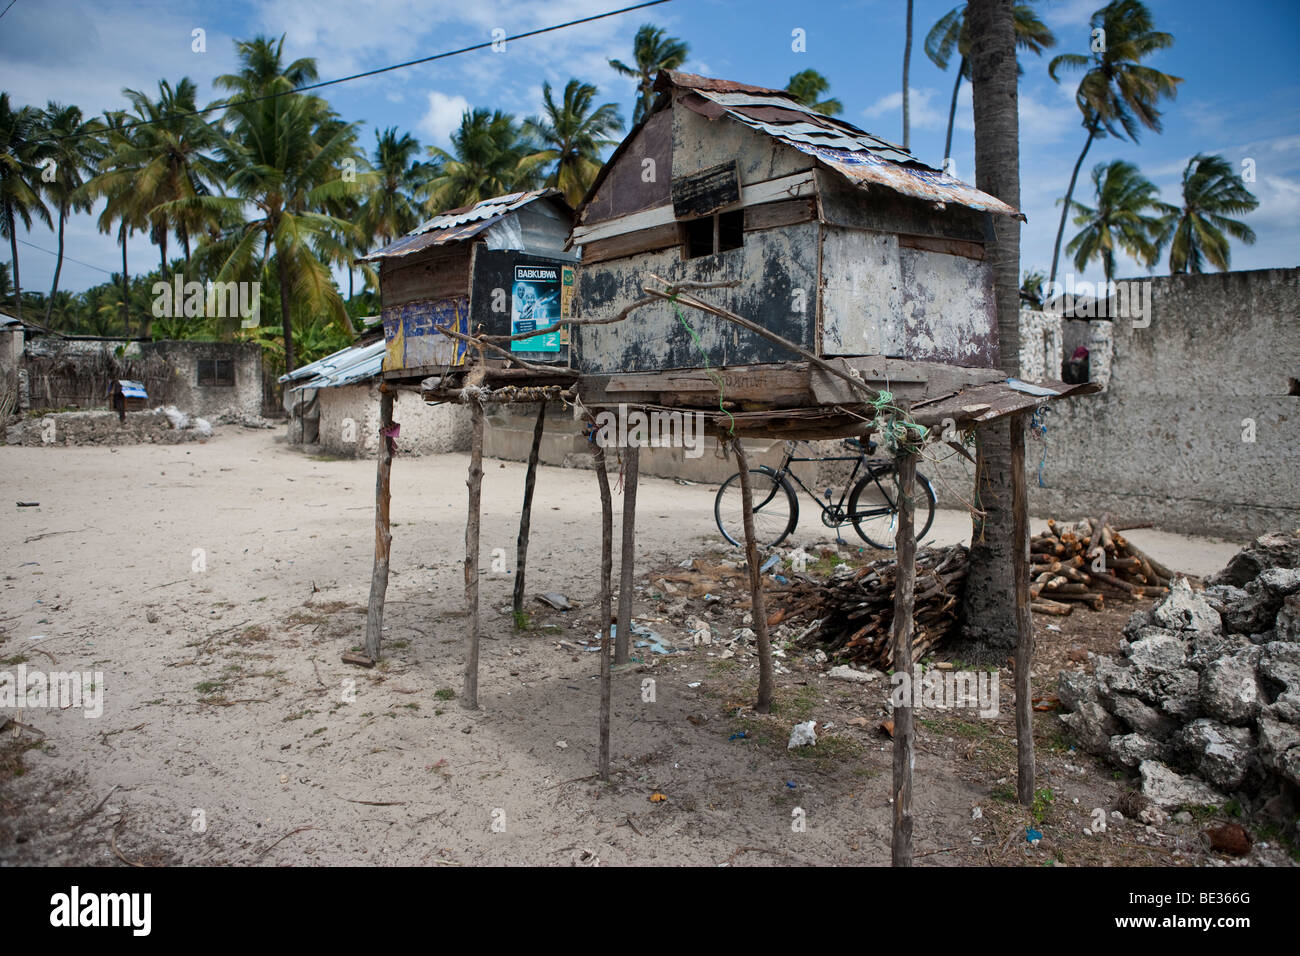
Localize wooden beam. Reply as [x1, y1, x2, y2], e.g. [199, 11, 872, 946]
[594, 443, 614, 781]
[891, 452, 917, 867]
[615, 444, 639, 665]
[732, 438, 774, 713]
[362, 388, 395, 662]
[512, 401, 546, 621]
[571, 170, 817, 245]
[1011, 412, 1036, 805]
[462, 397, 484, 709]
[898, 233, 986, 261]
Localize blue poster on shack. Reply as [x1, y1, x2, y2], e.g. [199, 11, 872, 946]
[381, 296, 469, 372]
[510, 264, 573, 353]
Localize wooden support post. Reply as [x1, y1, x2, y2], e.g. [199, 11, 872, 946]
[732, 438, 773, 713]
[362, 387, 394, 662]
[512, 400, 547, 623]
[891, 452, 917, 868]
[615, 444, 639, 664]
[1011, 412, 1036, 805]
[594, 443, 614, 780]
[462, 396, 484, 709]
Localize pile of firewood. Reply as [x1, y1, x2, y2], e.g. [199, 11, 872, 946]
[1030, 516, 1174, 616]
[777, 545, 968, 668]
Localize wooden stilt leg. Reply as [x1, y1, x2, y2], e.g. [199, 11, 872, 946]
[362, 387, 394, 662]
[513, 400, 546, 623]
[732, 438, 773, 713]
[891, 452, 917, 868]
[462, 397, 484, 709]
[594, 443, 614, 780]
[615, 444, 639, 664]
[1011, 413, 1036, 804]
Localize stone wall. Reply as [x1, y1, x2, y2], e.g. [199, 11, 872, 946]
[5, 408, 208, 446]
[926, 268, 1299, 541]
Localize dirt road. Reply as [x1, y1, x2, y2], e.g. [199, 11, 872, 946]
[0, 427, 1250, 866]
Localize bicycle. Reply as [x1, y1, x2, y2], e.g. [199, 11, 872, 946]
[714, 437, 937, 550]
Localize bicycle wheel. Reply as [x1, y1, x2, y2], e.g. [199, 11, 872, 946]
[714, 468, 799, 549]
[847, 466, 937, 549]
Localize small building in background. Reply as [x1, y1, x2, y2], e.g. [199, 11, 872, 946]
[279, 323, 470, 458]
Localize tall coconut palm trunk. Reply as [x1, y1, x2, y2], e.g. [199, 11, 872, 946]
[1048, 118, 1099, 288]
[903, 0, 914, 149]
[6, 204, 21, 320]
[960, 0, 1023, 659]
[943, 58, 966, 166]
[45, 204, 68, 325]
[120, 223, 130, 337]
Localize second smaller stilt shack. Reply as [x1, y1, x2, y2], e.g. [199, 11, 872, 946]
[356, 190, 579, 711]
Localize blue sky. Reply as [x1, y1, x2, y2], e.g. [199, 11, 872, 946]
[3, 0, 1298, 297]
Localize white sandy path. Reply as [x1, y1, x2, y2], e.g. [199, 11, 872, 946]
[0, 428, 1242, 865]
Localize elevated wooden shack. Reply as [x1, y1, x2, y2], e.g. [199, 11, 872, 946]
[362, 188, 579, 395]
[570, 70, 1091, 438]
[355, 190, 582, 700]
[564, 70, 1100, 864]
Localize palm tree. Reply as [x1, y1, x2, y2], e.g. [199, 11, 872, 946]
[608, 24, 689, 126]
[784, 70, 843, 115]
[39, 103, 107, 324]
[111, 79, 223, 279]
[420, 109, 547, 213]
[0, 93, 52, 320]
[358, 127, 428, 246]
[1163, 153, 1258, 274]
[1066, 159, 1166, 283]
[525, 80, 623, 208]
[925, 2, 1055, 168]
[1046, 0, 1182, 286]
[960, 0, 1024, 663]
[186, 89, 359, 370]
[215, 34, 319, 97]
[84, 109, 146, 336]
[903, 0, 914, 149]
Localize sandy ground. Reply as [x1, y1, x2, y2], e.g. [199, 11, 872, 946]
[0, 426, 1264, 867]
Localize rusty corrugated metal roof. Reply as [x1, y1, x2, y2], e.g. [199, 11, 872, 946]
[685, 86, 1023, 219]
[362, 189, 560, 261]
[654, 70, 791, 97]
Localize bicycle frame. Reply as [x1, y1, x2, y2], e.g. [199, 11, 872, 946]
[760, 441, 898, 526]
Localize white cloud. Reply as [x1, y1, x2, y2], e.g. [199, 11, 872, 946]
[418, 91, 471, 147]
[863, 87, 951, 131]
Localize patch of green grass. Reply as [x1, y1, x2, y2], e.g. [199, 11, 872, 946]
[770, 684, 819, 722]
[513, 610, 531, 631]
[401, 702, 419, 710]
[1032, 787, 1055, 825]
[991, 782, 1017, 803]
[194, 680, 226, 696]
[434, 688, 456, 701]
[1179, 803, 1221, 822]
[0, 654, 30, 667]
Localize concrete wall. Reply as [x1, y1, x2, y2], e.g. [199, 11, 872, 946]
[1032, 268, 1299, 538]
[146, 341, 262, 420]
[313, 384, 471, 459]
[926, 268, 1300, 540]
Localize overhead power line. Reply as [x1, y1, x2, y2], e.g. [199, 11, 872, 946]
[15, 237, 116, 274]
[33, 0, 671, 145]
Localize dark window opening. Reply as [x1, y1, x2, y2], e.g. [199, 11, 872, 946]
[718, 209, 744, 252]
[198, 358, 235, 387]
[683, 209, 745, 259]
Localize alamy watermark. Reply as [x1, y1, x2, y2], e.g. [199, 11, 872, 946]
[890, 666, 999, 718]
[591, 404, 706, 458]
[152, 275, 260, 329]
[1042, 275, 1151, 328]
[1, 665, 103, 718]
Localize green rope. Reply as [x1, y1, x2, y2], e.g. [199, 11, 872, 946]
[669, 297, 735, 437]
